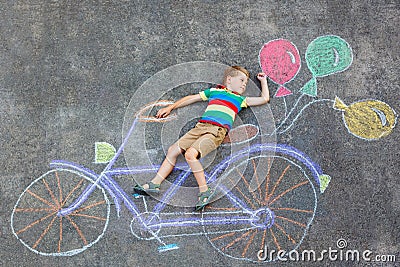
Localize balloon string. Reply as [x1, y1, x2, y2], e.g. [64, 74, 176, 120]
[271, 98, 335, 136]
[269, 94, 305, 136]
[283, 97, 288, 118]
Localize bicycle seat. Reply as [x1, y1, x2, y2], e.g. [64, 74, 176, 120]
[135, 100, 177, 123]
[222, 124, 259, 145]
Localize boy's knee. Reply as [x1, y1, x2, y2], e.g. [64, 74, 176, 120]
[185, 147, 199, 161]
[167, 144, 182, 157]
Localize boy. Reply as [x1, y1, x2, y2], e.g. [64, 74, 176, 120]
[134, 66, 270, 210]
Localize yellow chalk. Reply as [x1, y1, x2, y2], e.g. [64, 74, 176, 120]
[334, 97, 397, 140]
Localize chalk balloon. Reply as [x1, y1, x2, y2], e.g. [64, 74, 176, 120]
[300, 35, 353, 97]
[259, 39, 301, 97]
[333, 96, 397, 140]
[305, 35, 353, 77]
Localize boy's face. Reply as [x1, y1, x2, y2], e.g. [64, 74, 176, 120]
[226, 71, 248, 94]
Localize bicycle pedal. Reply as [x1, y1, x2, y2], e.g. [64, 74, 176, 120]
[158, 243, 179, 252]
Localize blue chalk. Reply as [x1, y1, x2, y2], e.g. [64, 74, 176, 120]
[158, 243, 179, 252]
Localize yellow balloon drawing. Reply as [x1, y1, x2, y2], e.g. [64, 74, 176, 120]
[333, 96, 397, 140]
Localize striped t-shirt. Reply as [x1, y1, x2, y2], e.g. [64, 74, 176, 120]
[198, 85, 247, 130]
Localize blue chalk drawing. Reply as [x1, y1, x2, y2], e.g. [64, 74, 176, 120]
[11, 88, 328, 262]
[11, 104, 328, 261]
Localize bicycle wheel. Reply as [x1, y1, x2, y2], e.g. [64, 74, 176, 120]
[203, 155, 317, 262]
[11, 169, 110, 256]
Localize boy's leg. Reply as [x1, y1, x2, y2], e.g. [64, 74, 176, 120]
[142, 123, 203, 189]
[185, 146, 216, 210]
[186, 128, 226, 193]
[142, 144, 182, 189]
[184, 147, 208, 193]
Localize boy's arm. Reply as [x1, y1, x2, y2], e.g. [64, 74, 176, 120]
[246, 73, 270, 106]
[156, 94, 202, 118]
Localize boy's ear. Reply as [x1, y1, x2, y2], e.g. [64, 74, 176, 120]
[225, 75, 232, 85]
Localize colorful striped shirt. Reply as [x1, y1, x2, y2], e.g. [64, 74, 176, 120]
[198, 85, 247, 130]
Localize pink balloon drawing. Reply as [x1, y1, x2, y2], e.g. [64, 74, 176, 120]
[259, 39, 301, 97]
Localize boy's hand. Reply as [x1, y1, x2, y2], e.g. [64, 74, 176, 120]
[257, 72, 267, 81]
[156, 106, 172, 118]
[246, 72, 270, 106]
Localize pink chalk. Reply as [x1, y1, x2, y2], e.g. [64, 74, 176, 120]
[259, 39, 301, 97]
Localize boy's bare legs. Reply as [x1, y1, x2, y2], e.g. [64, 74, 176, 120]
[184, 147, 208, 193]
[142, 145, 209, 195]
[185, 147, 214, 210]
[141, 144, 182, 189]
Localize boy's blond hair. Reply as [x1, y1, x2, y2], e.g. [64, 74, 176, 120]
[223, 66, 250, 85]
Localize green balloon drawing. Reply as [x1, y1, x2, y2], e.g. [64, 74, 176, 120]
[300, 35, 353, 97]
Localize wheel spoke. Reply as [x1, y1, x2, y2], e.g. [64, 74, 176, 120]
[274, 222, 297, 245]
[235, 170, 262, 206]
[16, 211, 57, 235]
[26, 189, 57, 209]
[275, 215, 307, 228]
[270, 228, 281, 251]
[242, 230, 257, 257]
[251, 159, 263, 203]
[42, 178, 61, 209]
[266, 164, 290, 204]
[272, 207, 313, 214]
[15, 207, 54, 212]
[210, 231, 236, 242]
[61, 178, 84, 206]
[32, 214, 58, 249]
[56, 171, 63, 206]
[264, 157, 272, 204]
[71, 200, 106, 215]
[269, 180, 309, 206]
[204, 155, 316, 262]
[66, 215, 88, 246]
[58, 216, 63, 253]
[228, 176, 257, 210]
[260, 228, 267, 252]
[222, 230, 252, 251]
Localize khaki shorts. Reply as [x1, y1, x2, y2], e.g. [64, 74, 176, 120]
[176, 122, 228, 158]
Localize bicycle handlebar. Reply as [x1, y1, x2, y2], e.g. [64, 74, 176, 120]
[135, 100, 177, 123]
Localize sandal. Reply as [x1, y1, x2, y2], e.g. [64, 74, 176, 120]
[195, 187, 214, 211]
[133, 182, 161, 195]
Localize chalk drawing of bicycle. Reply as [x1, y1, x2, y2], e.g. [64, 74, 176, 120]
[11, 36, 397, 263]
[10, 59, 332, 263]
[10, 97, 329, 262]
